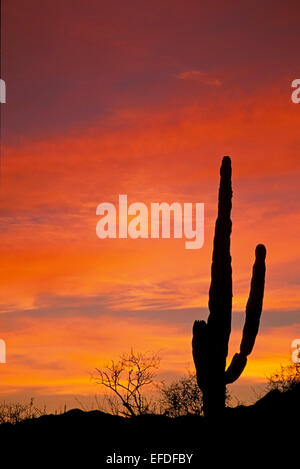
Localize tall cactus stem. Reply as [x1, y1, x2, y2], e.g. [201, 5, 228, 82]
[192, 157, 266, 417]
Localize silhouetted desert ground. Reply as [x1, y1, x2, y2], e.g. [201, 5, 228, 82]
[0, 383, 298, 465]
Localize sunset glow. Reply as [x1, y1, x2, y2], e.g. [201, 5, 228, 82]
[1, 0, 300, 408]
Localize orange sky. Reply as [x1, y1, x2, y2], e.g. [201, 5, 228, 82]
[0, 0, 300, 408]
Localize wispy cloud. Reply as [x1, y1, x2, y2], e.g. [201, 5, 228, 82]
[177, 70, 222, 86]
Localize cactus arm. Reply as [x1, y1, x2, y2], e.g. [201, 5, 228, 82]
[225, 244, 266, 384]
[240, 244, 267, 356]
[224, 353, 247, 384]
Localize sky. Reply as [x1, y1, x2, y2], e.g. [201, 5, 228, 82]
[0, 0, 300, 409]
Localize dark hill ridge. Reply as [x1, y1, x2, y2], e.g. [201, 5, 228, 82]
[0, 384, 299, 465]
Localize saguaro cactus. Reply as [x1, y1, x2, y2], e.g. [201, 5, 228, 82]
[192, 156, 266, 417]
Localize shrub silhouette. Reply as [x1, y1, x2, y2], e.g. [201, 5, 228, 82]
[267, 363, 300, 393]
[192, 156, 266, 417]
[159, 374, 203, 417]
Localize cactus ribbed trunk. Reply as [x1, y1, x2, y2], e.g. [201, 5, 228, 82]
[192, 156, 266, 418]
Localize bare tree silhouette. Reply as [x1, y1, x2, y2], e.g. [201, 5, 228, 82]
[94, 349, 160, 417]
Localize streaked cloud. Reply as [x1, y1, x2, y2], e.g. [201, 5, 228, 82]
[177, 70, 222, 86]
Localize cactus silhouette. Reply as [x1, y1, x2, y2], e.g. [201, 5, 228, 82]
[192, 156, 266, 417]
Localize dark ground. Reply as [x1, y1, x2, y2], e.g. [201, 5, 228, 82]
[0, 384, 298, 466]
